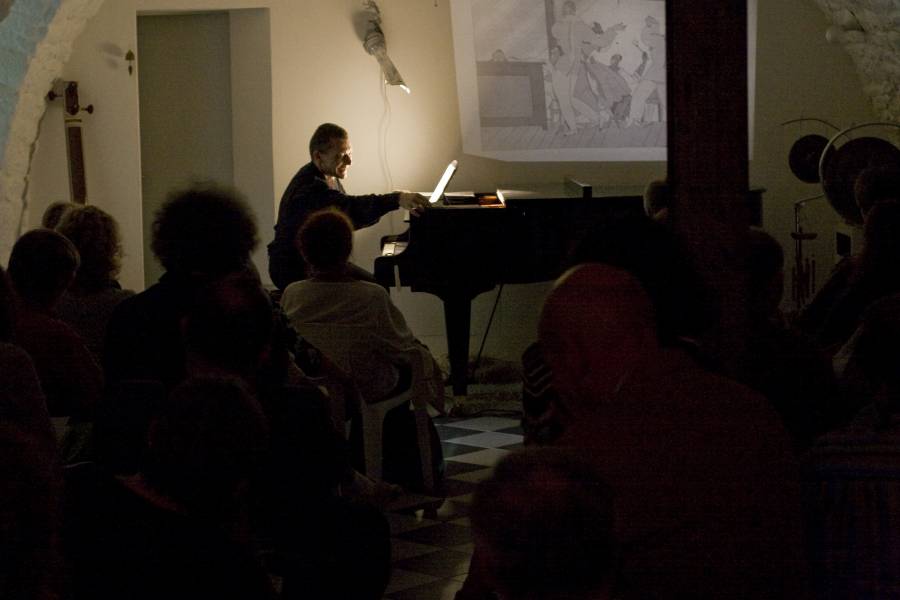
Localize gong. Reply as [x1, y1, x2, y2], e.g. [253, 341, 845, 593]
[820, 136, 900, 225]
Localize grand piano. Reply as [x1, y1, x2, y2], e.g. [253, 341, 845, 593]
[374, 181, 646, 396]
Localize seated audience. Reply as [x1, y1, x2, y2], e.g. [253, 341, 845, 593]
[183, 269, 347, 503]
[0, 266, 64, 600]
[738, 228, 837, 450]
[63, 376, 276, 600]
[280, 207, 444, 411]
[280, 208, 445, 489]
[641, 178, 670, 222]
[7, 229, 103, 459]
[465, 217, 807, 599]
[56, 205, 134, 360]
[797, 166, 900, 353]
[182, 267, 392, 600]
[104, 184, 259, 389]
[522, 216, 712, 445]
[0, 263, 57, 442]
[470, 448, 616, 600]
[804, 293, 900, 598]
[536, 262, 807, 599]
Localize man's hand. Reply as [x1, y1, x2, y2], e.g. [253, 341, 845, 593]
[398, 191, 428, 216]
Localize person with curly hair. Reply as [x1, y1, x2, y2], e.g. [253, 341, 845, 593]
[104, 184, 259, 388]
[40, 200, 75, 230]
[55, 205, 134, 359]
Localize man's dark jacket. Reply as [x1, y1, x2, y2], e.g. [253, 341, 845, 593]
[267, 162, 399, 289]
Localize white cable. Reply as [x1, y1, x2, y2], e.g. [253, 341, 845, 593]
[379, 75, 394, 192]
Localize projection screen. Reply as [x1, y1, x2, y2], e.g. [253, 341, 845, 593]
[450, 0, 757, 162]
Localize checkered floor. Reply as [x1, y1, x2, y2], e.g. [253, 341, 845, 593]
[382, 415, 523, 599]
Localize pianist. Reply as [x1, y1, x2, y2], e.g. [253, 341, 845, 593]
[267, 122, 427, 290]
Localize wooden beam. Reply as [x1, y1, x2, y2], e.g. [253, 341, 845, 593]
[666, 1, 751, 373]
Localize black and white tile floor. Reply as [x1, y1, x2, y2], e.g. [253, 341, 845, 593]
[382, 415, 523, 599]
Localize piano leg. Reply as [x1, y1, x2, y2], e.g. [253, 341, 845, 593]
[443, 296, 472, 396]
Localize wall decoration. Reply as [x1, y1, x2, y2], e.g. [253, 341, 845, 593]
[450, 0, 756, 162]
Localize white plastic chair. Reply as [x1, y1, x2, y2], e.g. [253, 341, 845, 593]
[292, 322, 435, 492]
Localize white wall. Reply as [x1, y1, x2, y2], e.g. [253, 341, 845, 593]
[751, 0, 874, 308]
[25, 0, 876, 363]
[27, 0, 144, 291]
[230, 8, 274, 287]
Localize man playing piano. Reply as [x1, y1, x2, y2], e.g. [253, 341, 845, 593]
[268, 122, 427, 290]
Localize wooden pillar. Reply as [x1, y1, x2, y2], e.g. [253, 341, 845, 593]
[666, 1, 751, 375]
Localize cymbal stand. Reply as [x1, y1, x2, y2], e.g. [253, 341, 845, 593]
[791, 194, 822, 310]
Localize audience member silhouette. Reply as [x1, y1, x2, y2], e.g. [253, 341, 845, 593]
[814, 202, 900, 352]
[7, 229, 102, 423]
[470, 448, 616, 600]
[641, 178, 670, 222]
[523, 216, 713, 445]
[104, 184, 258, 388]
[537, 262, 807, 599]
[467, 216, 807, 599]
[281, 207, 444, 411]
[737, 228, 836, 451]
[55, 205, 134, 360]
[797, 166, 900, 353]
[63, 376, 276, 600]
[182, 267, 392, 600]
[0, 265, 64, 600]
[805, 293, 900, 598]
[281, 207, 445, 490]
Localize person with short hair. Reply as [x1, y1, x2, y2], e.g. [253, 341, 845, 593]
[267, 122, 427, 290]
[532, 262, 808, 599]
[280, 207, 444, 413]
[8, 229, 79, 310]
[0, 263, 63, 600]
[8, 229, 102, 421]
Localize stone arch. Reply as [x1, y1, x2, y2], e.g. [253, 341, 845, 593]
[814, 0, 900, 125]
[0, 0, 104, 264]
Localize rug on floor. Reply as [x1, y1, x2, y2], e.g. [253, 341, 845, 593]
[434, 355, 523, 417]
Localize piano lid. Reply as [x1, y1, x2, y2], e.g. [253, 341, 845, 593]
[497, 182, 646, 202]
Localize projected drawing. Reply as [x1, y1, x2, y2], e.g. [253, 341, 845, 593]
[451, 0, 667, 161]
